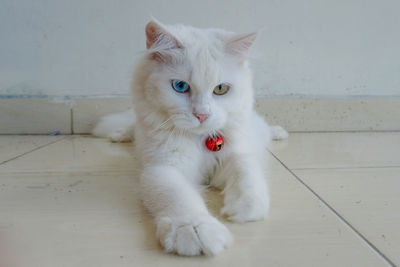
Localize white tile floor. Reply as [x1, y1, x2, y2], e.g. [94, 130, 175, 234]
[0, 133, 399, 267]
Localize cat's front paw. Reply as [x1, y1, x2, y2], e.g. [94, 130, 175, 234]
[222, 192, 269, 223]
[156, 216, 233, 256]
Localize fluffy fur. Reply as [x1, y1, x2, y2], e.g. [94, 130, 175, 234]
[93, 21, 288, 256]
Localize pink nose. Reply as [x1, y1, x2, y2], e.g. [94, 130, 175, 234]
[194, 113, 209, 123]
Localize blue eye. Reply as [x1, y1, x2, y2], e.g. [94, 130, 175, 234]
[171, 79, 190, 93]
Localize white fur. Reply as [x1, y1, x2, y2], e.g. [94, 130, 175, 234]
[92, 109, 135, 142]
[93, 21, 288, 256]
[270, 125, 289, 140]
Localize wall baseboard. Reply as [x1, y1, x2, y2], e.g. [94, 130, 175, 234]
[0, 97, 399, 134]
[256, 97, 400, 132]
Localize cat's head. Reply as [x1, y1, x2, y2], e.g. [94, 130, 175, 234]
[134, 20, 256, 135]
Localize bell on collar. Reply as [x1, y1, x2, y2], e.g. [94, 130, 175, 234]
[205, 135, 224, 151]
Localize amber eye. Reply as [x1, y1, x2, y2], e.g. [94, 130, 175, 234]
[213, 83, 230, 95]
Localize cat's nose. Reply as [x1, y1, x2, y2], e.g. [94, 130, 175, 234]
[193, 113, 209, 123]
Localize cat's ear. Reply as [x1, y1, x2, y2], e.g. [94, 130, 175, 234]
[225, 32, 257, 59]
[145, 21, 182, 50]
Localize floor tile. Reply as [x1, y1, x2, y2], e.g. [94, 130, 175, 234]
[0, 136, 64, 164]
[269, 132, 400, 169]
[0, 136, 137, 173]
[295, 167, 400, 266]
[0, 137, 388, 267]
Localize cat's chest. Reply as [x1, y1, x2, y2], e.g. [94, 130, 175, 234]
[159, 135, 227, 179]
[164, 135, 218, 164]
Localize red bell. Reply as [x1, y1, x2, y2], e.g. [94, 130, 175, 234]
[205, 135, 224, 151]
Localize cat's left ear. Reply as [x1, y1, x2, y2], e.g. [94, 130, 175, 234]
[225, 32, 257, 59]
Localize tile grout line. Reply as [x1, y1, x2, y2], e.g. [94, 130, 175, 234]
[267, 149, 397, 267]
[70, 108, 74, 134]
[0, 136, 68, 166]
[291, 165, 400, 171]
[289, 130, 400, 133]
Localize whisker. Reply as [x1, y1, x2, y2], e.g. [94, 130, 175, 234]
[150, 116, 174, 133]
[165, 125, 176, 148]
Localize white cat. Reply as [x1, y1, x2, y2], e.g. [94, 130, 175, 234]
[93, 20, 288, 256]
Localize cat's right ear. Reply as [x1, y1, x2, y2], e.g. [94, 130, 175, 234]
[225, 32, 257, 62]
[145, 21, 182, 62]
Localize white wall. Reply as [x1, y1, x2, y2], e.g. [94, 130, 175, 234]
[1, 0, 399, 98]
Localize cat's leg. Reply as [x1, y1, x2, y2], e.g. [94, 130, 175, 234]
[219, 113, 275, 223]
[141, 165, 233, 256]
[221, 154, 270, 223]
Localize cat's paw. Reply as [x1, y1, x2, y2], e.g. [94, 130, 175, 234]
[270, 125, 289, 140]
[156, 216, 233, 256]
[222, 192, 269, 223]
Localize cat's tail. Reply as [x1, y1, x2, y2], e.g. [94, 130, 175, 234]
[92, 109, 136, 142]
[270, 125, 289, 141]
[253, 112, 288, 142]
